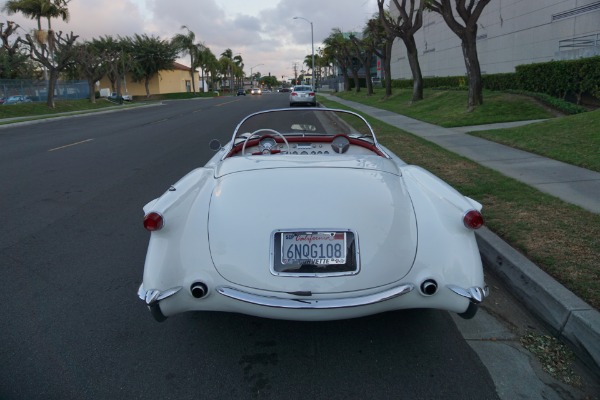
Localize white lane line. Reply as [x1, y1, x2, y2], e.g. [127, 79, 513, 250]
[48, 138, 94, 152]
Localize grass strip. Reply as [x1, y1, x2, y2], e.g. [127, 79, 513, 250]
[320, 97, 600, 309]
[333, 89, 556, 127]
[469, 109, 600, 172]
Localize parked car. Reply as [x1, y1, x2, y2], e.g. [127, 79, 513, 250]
[236, 88, 246, 96]
[289, 85, 316, 106]
[107, 92, 131, 103]
[4, 95, 32, 105]
[138, 108, 488, 322]
[250, 87, 262, 95]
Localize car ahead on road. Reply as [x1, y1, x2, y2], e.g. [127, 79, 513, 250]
[289, 85, 316, 107]
[138, 108, 488, 322]
[236, 88, 246, 96]
[4, 95, 32, 105]
[250, 87, 262, 95]
[278, 87, 291, 93]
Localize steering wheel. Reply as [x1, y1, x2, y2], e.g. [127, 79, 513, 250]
[241, 128, 290, 156]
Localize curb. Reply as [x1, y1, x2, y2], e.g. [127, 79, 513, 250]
[476, 227, 600, 374]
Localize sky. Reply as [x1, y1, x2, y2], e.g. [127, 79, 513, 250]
[2, 0, 379, 80]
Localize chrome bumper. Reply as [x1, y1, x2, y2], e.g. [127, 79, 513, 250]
[217, 284, 415, 309]
[446, 285, 489, 304]
[137, 284, 182, 322]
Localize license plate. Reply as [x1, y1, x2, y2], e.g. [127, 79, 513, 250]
[281, 232, 346, 265]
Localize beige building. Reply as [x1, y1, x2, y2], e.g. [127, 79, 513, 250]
[97, 62, 197, 97]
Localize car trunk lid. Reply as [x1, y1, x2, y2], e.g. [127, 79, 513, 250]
[208, 167, 417, 293]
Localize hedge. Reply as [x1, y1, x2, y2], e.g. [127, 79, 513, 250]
[388, 56, 600, 110]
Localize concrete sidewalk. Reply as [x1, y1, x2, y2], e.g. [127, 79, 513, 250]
[320, 93, 600, 373]
[320, 93, 600, 214]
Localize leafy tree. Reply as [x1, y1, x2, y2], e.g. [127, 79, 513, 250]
[172, 25, 201, 93]
[128, 34, 178, 97]
[261, 74, 278, 88]
[323, 29, 353, 92]
[1, 19, 37, 79]
[92, 36, 129, 96]
[425, 0, 491, 110]
[22, 29, 78, 107]
[349, 32, 375, 95]
[363, 14, 394, 98]
[4, 0, 74, 107]
[378, 0, 424, 102]
[72, 39, 109, 102]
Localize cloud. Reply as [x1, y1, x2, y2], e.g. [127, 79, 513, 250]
[1, 0, 378, 78]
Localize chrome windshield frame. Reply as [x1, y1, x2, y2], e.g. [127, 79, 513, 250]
[222, 107, 390, 160]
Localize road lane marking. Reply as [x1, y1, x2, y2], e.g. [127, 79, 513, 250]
[48, 139, 94, 152]
[215, 100, 240, 107]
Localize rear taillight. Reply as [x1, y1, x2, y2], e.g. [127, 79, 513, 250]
[463, 210, 484, 230]
[144, 212, 164, 231]
[309, 92, 315, 96]
[291, 92, 297, 96]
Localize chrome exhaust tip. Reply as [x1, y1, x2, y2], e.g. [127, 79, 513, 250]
[420, 279, 438, 296]
[190, 282, 208, 299]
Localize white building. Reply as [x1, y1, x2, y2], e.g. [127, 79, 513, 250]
[389, 0, 600, 79]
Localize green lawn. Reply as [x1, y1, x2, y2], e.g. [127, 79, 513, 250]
[333, 89, 556, 127]
[320, 94, 600, 310]
[0, 98, 129, 121]
[469, 109, 600, 172]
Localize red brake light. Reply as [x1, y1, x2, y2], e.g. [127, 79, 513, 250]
[144, 212, 164, 231]
[463, 210, 484, 230]
[291, 92, 297, 96]
[309, 92, 315, 96]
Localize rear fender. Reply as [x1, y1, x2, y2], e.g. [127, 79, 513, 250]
[401, 165, 484, 286]
[142, 167, 215, 291]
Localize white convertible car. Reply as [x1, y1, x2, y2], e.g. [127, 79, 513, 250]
[138, 108, 488, 322]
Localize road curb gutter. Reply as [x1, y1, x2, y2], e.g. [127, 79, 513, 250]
[475, 227, 600, 374]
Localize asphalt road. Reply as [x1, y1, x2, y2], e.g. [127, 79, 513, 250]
[0, 94, 501, 399]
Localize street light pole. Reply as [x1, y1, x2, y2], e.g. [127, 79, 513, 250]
[293, 16, 315, 90]
[250, 63, 264, 87]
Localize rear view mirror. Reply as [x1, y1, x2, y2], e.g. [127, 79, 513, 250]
[209, 139, 222, 151]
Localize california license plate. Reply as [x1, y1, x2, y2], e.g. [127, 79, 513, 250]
[281, 232, 347, 265]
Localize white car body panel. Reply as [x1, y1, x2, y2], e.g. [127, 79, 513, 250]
[138, 108, 488, 322]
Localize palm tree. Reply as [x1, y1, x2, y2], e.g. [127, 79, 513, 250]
[232, 53, 243, 88]
[2, 0, 70, 35]
[198, 46, 218, 92]
[171, 25, 201, 93]
[220, 48, 241, 92]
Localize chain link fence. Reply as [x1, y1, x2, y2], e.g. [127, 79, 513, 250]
[0, 79, 90, 101]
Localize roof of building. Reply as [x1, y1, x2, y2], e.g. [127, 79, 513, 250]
[172, 62, 194, 71]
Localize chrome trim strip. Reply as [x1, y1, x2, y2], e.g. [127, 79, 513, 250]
[217, 284, 414, 309]
[138, 284, 183, 305]
[446, 284, 489, 304]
